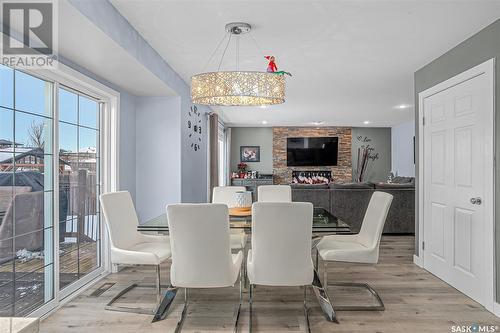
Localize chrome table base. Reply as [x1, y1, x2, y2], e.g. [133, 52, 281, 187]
[311, 268, 339, 323]
[152, 285, 178, 322]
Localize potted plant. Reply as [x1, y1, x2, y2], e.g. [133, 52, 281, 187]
[237, 162, 247, 178]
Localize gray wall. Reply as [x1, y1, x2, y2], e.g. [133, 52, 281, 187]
[230, 127, 274, 174]
[414, 18, 500, 301]
[135, 97, 182, 221]
[118, 92, 137, 201]
[391, 121, 415, 177]
[351, 127, 392, 182]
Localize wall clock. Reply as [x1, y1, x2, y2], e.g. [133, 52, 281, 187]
[187, 105, 202, 151]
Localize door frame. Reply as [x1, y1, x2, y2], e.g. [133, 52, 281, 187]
[26, 59, 120, 318]
[417, 58, 495, 312]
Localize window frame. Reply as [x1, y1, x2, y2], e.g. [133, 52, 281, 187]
[11, 61, 120, 318]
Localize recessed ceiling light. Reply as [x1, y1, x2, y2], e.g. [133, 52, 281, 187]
[396, 104, 411, 109]
[312, 121, 324, 126]
[363, 120, 370, 125]
[262, 120, 268, 125]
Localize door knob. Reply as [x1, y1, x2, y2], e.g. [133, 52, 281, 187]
[470, 197, 482, 205]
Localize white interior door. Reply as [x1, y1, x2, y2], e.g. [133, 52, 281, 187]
[421, 59, 494, 310]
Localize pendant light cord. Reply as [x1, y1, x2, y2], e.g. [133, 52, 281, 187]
[217, 32, 232, 71]
[248, 31, 264, 56]
[236, 35, 239, 71]
[202, 32, 229, 73]
[202, 26, 262, 73]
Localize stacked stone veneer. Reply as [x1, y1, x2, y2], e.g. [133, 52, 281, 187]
[272, 127, 352, 184]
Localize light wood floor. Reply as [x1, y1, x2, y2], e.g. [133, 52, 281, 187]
[40, 236, 500, 332]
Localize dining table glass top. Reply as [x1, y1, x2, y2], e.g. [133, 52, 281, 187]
[138, 207, 351, 234]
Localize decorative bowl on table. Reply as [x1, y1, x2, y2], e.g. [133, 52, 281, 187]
[235, 191, 252, 207]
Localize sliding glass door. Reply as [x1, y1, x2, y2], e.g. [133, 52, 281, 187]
[0, 66, 54, 316]
[0, 65, 104, 316]
[58, 87, 101, 291]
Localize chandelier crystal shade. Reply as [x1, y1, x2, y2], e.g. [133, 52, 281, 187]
[191, 71, 285, 106]
[191, 22, 287, 106]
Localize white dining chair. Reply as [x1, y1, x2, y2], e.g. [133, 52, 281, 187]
[316, 191, 393, 311]
[100, 191, 171, 314]
[257, 185, 292, 202]
[247, 202, 313, 333]
[167, 203, 243, 333]
[212, 186, 248, 250]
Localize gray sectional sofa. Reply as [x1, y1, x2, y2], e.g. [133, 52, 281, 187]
[291, 180, 415, 234]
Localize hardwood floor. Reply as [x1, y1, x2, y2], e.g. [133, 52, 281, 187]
[40, 236, 500, 332]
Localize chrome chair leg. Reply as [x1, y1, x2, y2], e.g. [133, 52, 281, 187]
[323, 265, 385, 311]
[328, 282, 385, 311]
[248, 284, 253, 333]
[242, 244, 248, 289]
[323, 262, 328, 287]
[234, 270, 243, 333]
[174, 276, 244, 333]
[303, 286, 310, 333]
[249, 284, 311, 333]
[156, 264, 161, 304]
[314, 249, 319, 271]
[106, 264, 164, 315]
[174, 288, 189, 333]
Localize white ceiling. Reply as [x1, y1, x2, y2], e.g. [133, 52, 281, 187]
[59, 0, 174, 97]
[111, 0, 500, 126]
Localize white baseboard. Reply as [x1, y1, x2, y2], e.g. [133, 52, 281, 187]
[413, 254, 423, 267]
[493, 302, 500, 318]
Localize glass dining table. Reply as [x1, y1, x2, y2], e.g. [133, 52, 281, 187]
[138, 207, 350, 323]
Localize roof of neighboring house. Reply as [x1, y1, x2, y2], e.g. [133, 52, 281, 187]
[0, 139, 22, 146]
[0, 148, 69, 165]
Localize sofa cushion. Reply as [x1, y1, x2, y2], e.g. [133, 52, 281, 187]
[330, 182, 374, 189]
[393, 176, 415, 184]
[375, 182, 415, 189]
[290, 183, 329, 189]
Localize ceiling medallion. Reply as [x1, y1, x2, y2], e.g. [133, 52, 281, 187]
[191, 22, 289, 106]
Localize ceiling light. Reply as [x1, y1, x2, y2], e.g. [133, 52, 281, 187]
[260, 105, 267, 109]
[312, 121, 324, 126]
[191, 22, 287, 106]
[262, 120, 268, 125]
[363, 121, 370, 125]
[396, 104, 411, 109]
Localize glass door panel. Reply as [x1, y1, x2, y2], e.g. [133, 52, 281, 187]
[0, 67, 54, 316]
[58, 88, 100, 291]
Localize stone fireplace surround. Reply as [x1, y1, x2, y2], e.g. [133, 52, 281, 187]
[273, 127, 352, 184]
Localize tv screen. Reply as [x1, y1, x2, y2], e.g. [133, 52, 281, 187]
[287, 137, 338, 166]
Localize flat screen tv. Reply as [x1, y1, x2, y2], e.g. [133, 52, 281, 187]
[287, 137, 338, 166]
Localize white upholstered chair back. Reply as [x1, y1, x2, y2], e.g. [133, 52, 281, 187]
[167, 203, 237, 288]
[212, 186, 246, 207]
[257, 185, 292, 202]
[358, 191, 393, 249]
[100, 191, 142, 250]
[248, 202, 314, 286]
